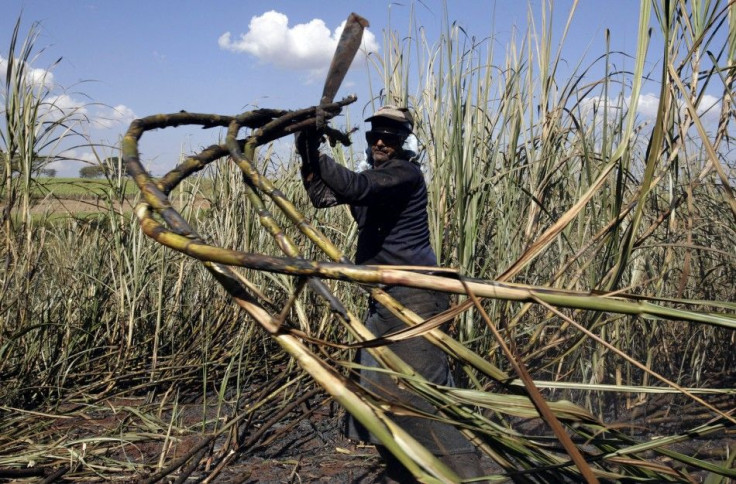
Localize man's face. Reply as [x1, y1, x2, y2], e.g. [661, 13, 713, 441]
[367, 131, 404, 166]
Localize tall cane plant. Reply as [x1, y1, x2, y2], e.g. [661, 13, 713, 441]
[1, 1, 734, 482]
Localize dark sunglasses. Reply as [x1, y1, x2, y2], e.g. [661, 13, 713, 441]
[365, 130, 404, 146]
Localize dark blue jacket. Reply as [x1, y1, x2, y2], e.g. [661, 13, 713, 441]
[300, 152, 437, 267]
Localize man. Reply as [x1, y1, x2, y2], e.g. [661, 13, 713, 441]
[296, 106, 484, 482]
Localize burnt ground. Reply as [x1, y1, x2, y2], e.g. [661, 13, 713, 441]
[1, 394, 386, 484]
[190, 399, 387, 484]
[42, 395, 389, 483]
[3, 388, 732, 484]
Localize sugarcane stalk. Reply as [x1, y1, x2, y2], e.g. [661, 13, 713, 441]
[129, 209, 736, 332]
[122, 94, 735, 481]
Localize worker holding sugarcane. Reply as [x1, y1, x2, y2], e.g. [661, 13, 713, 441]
[296, 105, 485, 482]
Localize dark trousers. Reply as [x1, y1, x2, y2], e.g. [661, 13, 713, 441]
[345, 286, 476, 456]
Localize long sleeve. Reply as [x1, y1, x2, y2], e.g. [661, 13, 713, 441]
[296, 132, 340, 208]
[303, 162, 341, 208]
[310, 155, 422, 206]
[315, 156, 434, 266]
[296, 131, 422, 208]
[295, 138, 434, 266]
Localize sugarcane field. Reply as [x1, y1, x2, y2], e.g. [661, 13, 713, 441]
[1, 2, 734, 483]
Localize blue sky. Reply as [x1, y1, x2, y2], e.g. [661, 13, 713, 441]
[2, 1, 668, 176]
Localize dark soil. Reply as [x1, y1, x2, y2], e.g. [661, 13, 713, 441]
[4, 391, 730, 484]
[208, 401, 386, 483]
[3, 394, 389, 483]
[2, 370, 733, 483]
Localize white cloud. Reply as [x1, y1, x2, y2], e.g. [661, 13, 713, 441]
[0, 54, 8, 77]
[580, 92, 722, 126]
[577, 95, 624, 118]
[635, 92, 661, 120]
[632, 92, 722, 124]
[218, 11, 379, 76]
[27, 64, 55, 90]
[695, 94, 721, 123]
[40, 93, 88, 123]
[0, 54, 55, 90]
[36, 95, 135, 131]
[92, 104, 136, 129]
[47, 93, 86, 111]
[55, 148, 97, 164]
